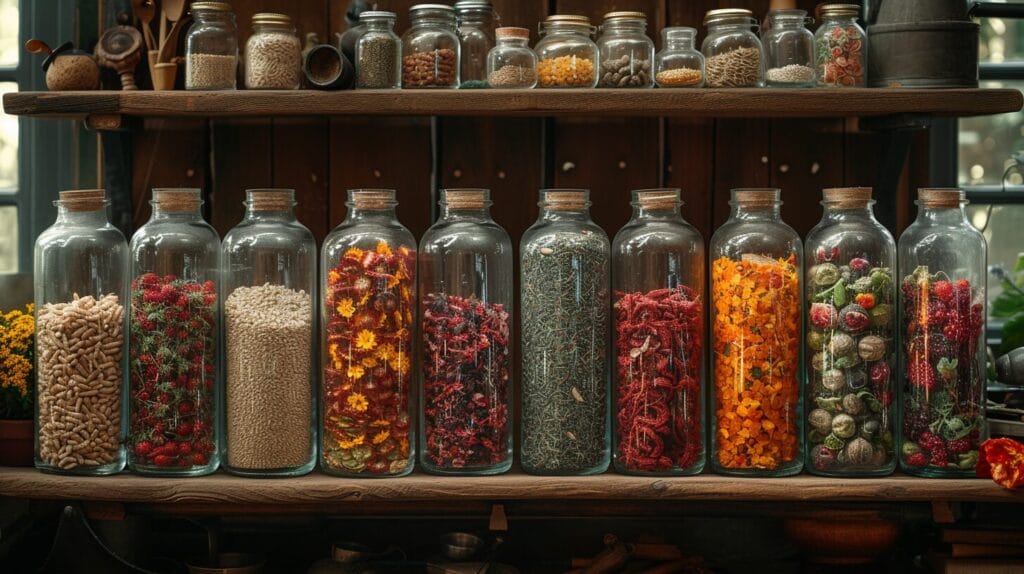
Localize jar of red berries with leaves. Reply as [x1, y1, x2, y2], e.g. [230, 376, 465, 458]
[419, 188, 513, 475]
[320, 189, 416, 477]
[128, 189, 221, 476]
[611, 189, 705, 476]
[898, 188, 987, 478]
[804, 187, 897, 477]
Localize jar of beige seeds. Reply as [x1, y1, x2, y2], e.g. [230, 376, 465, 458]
[245, 13, 302, 90]
[185, 2, 238, 90]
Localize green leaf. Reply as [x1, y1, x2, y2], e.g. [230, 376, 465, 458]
[834, 281, 847, 307]
[1000, 313, 1024, 355]
[991, 290, 1024, 318]
[1014, 254, 1024, 273]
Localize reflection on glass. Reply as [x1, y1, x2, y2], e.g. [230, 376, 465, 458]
[959, 81, 1024, 186]
[968, 204, 1022, 308]
[0, 205, 16, 272]
[0, 82, 16, 191]
[0, 0, 17, 68]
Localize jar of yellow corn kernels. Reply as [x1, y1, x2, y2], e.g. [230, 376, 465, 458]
[534, 15, 598, 88]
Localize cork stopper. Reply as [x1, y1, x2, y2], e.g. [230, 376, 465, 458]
[731, 188, 780, 207]
[633, 188, 682, 210]
[246, 188, 295, 212]
[822, 187, 873, 209]
[917, 188, 966, 208]
[442, 188, 490, 210]
[58, 189, 106, 211]
[348, 189, 397, 210]
[540, 189, 589, 211]
[152, 188, 202, 212]
[496, 27, 530, 40]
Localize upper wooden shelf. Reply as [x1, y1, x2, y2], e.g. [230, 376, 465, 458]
[3, 88, 1021, 119]
[1, 468, 1021, 507]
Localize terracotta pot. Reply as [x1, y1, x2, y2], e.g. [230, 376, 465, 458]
[0, 419, 34, 466]
[784, 517, 899, 564]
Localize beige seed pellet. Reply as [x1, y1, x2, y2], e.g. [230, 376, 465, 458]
[186, 53, 238, 90]
[705, 46, 761, 88]
[37, 294, 124, 471]
[225, 283, 312, 470]
[488, 64, 537, 88]
[766, 63, 815, 85]
[245, 32, 302, 89]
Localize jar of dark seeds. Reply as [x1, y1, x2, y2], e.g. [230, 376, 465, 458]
[244, 13, 301, 89]
[597, 11, 654, 88]
[487, 27, 537, 88]
[520, 190, 610, 475]
[185, 1, 238, 90]
[702, 8, 764, 88]
[402, 4, 460, 88]
[356, 11, 401, 89]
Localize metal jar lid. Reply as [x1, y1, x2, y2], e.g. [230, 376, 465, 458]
[703, 8, 754, 26]
[252, 13, 292, 25]
[191, 2, 233, 13]
[359, 10, 397, 22]
[603, 11, 646, 22]
[545, 14, 591, 24]
[818, 4, 861, 18]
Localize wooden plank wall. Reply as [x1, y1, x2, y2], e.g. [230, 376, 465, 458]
[129, 0, 928, 245]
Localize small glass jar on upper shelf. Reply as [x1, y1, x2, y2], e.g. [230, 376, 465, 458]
[596, 11, 654, 88]
[655, 27, 704, 88]
[244, 13, 301, 90]
[34, 190, 129, 476]
[185, 1, 238, 90]
[535, 15, 599, 88]
[487, 27, 537, 89]
[455, 0, 495, 87]
[356, 11, 402, 89]
[763, 9, 815, 87]
[814, 3, 866, 87]
[702, 8, 764, 88]
[402, 4, 461, 89]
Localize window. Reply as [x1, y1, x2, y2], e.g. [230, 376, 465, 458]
[0, 0, 18, 273]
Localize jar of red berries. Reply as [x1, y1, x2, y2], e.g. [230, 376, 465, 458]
[804, 187, 897, 477]
[419, 188, 514, 475]
[898, 188, 987, 478]
[611, 189, 705, 476]
[128, 189, 221, 476]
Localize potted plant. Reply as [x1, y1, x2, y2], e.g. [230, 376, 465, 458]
[0, 282, 35, 466]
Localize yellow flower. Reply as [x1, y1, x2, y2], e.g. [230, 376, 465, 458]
[375, 343, 396, 362]
[355, 329, 377, 350]
[343, 247, 365, 260]
[336, 298, 356, 318]
[376, 241, 393, 257]
[346, 364, 365, 380]
[347, 393, 369, 412]
[328, 270, 341, 284]
[338, 434, 365, 449]
[386, 274, 401, 289]
[370, 418, 390, 427]
[395, 351, 410, 375]
[372, 430, 390, 445]
[361, 356, 378, 368]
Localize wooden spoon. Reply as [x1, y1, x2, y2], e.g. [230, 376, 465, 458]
[131, 0, 157, 51]
[25, 38, 53, 55]
[157, 16, 188, 63]
[161, 0, 187, 54]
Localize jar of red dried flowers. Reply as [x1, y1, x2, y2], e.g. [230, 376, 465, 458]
[814, 3, 865, 87]
[898, 188, 987, 478]
[804, 187, 896, 477]
[710, 188, 803, 477]
[520, 189, 610, 476]
[221, 189, 316, 477]
[320, 189, 416, 477]
[128, 189, 220, 476]
[611, 189, 705, 476]
[419, 188, 513, 475]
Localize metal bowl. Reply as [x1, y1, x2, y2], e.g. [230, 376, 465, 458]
[331, 541, 372, 563]
[186, 552, 266, 574]
[440, 532, 484, 561]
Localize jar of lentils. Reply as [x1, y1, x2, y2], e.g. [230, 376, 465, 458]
[815, 3, 866, 87]
[185, 1, 238, 90]
[763, 9, 815, 87]
[455, 0, 496, 87]
[597, 11, 654, 88]
[402, 4, 460, 88]
[535, 15, 599, 88]
[487, 27, 537, 88]
[244, 13, 301, 90]
[655, 27, 704, 88]
[702, 8, 763, 88]
[356, 11, 401, 89]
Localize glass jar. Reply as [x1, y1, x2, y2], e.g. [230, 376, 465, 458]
[244, 13, 301, 90]
[814, 3, 866, 87]
[356, 11, 401, 89]
[185, 1, 238, 90]
[535, 15, 598, 88]
[655, 27, 704, 88]
[520, 190, 610, 476]
[402, 4, 460, 88]
[898, 189, 987, 478]
[221, 190, 316, 477]
[127, 189, 220, 476]
[804, 188, 897, 477]
[487, 27, 537, 89]
[419, 189, 513, 475]
[612, 189, 705, 476]
[702, 8, 763, 88]
[34, 190, 128, 476]
[597, 12, 654, 88]
[763, 9, 815, 87]
[320, 190, 416, 477]
[710, 189, 802, 476]
[455, 0, 495, 87]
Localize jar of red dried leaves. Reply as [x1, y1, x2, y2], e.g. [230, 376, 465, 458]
[419, 188, 513, 475]
[128, 189, 221, 476]
[898, 188, 986, 478]
[814, 3, 865, 87]
[611, 189, 705, 476]
[804, 187, 897, 477]
[710, 188, 803, 477]
[320, 189, 416, 477]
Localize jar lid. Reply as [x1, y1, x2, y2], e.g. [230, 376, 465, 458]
[703, 8, 754, 26]
[410, 4, 456, 16]
[359, 10, 397, 21]
[823, 187, 873, 207]
[246, 188, 295, 211]
[454, 0, 493, 12]
[917, 188, 966, 208]
[540, 189, 589, 210]
[545, 14, 591, 24]
[252, 13, 292, 25]
[348, 189, 397, 209]
[152, 188, 203, 212]
[495, 27, 529, 40]
[191, 2, 233, 13]
[603, 11, 646, 22]
[633, 188, 682, 210]
[818, 3, 861, 18]
[731, 188, 780, 206]
[58, 189, 107, 211]
[442, 188, 490, 209]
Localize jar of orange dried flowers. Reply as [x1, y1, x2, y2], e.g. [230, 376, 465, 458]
[710, 188, 803, 476]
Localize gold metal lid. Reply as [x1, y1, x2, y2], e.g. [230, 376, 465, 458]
[818, 3, 860, 18]
[540, 189, 589, 210]
[603, 11, 646, 21]
[823, 186, 873, 208]
[348, 189, 397, 209]
[731, 188, 780, 207]
[191, 2, 233, 13]
[496, 27, 530, 40]
[917, 188, 966, 208]
[704, 8, 754, 25]
[545, 14, 591, 24]
[246, 188, 294, 211]
[152, 188, 202, 212]
[442, 188, 490, 209]
[58, 189, 106, 211]
[252, 12, 292, 25]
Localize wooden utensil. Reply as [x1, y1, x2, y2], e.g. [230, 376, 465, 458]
[157, 14, 188, 63]
[161, 0, 186, 55]
[96, 26, 144, 90]
[131, 0, 157, 51]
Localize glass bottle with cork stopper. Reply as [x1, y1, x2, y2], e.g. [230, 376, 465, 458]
[520, 189, 610, 476]
[898, 188, 986, 478]
[244, 13, 301, 90]
[612, 188, 706, 476]
[34, 189, 129, 476]
[320, 189, 416, 477]
[710, 188, 803, 477]
[804, 187, 897, 477]
[655, 27, 705, 88]
[814, 3, 866, 87]
[185, 1, 238, 90]
[127, 188, 221, 476]
[487, 27, 537, 89]
[534, 15, 599, 88]
[597, 11, 655, 88]
[702, 8, 764, 88]
[419, 189, 513, 476]
[401, 4, 461, 88]
[454, 0, 496, 87]
[356, 11, 401, 89]
[221, 189, 316, 477]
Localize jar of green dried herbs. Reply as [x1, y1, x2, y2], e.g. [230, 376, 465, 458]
[520, 189, 611, 475]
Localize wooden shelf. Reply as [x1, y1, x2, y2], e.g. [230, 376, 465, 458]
[1, 468, 1020, 507]
[3, 88, 1021, 119]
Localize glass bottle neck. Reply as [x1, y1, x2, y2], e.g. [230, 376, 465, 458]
[55, 205, 109, 226]
[364, 18, 396, 32]
[769, 16, 806, 29]
[730, 204, 781, 221]
[458, 13, 494, 27]
[344, 206, 399, 224]
[195, 11, 235, 25]
[244, 206, 297, 223]
[253, 22, 294, 34]
[821, 204, 877, 222]
[440, 205, 492, 221]
[539, 206, 591, 222]
[822, 15, 858, 27]
[602, 20, 647, 35]
[915, 205, 969, 226]
[151, 206, 204, 221]
[412, 15, 457, 29]
[632, 204, 682, 221]
[665, 37, 696, 50]
[497, 37, 528, 47]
